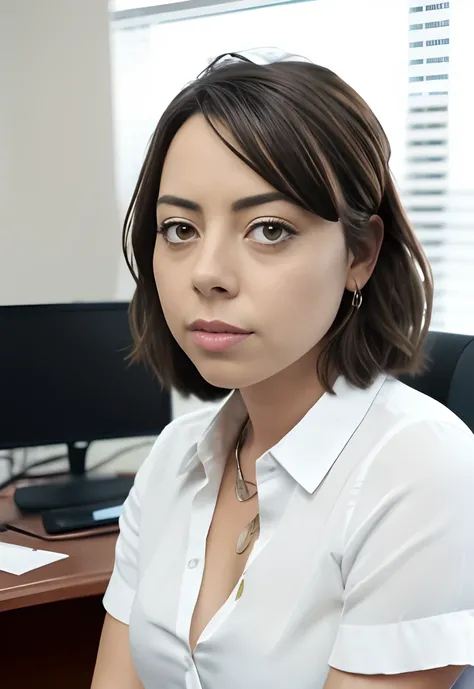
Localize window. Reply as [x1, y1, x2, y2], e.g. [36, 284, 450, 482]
[414, 223, 445, 230]
[426, 56, 449, 63]
[425, 19, 449, 28]
[410, 189, 447, 195]
[406, 205, 446, 212]
[408, 172, 447, 179]
[409, 122, 447, 129]
[409, 75, 424, 82]
[426, 37, 449, 45]
[409, 105, 448, 113]
[407, 156, 447, 162]
[408, 139, 447, 146]
[426, 73, 449, 80]
[110, 0, 474, 336]
[425, 2, 449, 10]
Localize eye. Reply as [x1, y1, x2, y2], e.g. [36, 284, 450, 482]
[157, 221, 197, 244]
[247, 219, 298, 245]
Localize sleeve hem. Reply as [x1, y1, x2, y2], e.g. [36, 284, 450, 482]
[102, 567, 136, 626]
[329, 610, 474, 675]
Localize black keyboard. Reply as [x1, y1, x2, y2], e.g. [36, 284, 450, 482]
[14, 475, 134, 512]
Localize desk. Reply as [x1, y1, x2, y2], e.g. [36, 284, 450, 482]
[0, 489, 117, 689]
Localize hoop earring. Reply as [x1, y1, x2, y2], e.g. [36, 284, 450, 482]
[351, 282, 363, 310]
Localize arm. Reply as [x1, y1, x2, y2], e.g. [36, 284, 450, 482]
[324, 666, 467, 689]
[91, 427, 172, 688]
[91, 613, 144, 689]
[327, 420, 474, 680]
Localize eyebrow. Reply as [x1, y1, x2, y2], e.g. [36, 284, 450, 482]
[156, 191, 293, 213]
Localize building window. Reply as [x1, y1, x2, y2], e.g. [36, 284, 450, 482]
[414, 224, 445, 231]
[409, 5, 423, 12]
[409, 105, 448, 112]
[410, 122, 447, 129]
[410, 189, 447, 195]
[426, 56, 449, 63]
[408, 172, 447, 179]
[408, 140, 447, 146]
[425, 2, 449, 10]
[425, 20, 450, 28]
[409, 58, 424, 65]
[406, 207, 445, 213]
[408, 156, 447, 162]
[409, 75, 424, 82]
[426, 38, 449, 45]
[426, 73, 449, 80]
[410, 23, 424, 30]
[410, 40, 424, 47]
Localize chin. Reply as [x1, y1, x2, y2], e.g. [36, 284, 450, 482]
[193, 358, 267, 391]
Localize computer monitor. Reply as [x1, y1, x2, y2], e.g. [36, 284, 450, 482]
[0, 301, 171, 511]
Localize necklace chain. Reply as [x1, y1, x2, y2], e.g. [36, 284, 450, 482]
[234, 418, 259, 554]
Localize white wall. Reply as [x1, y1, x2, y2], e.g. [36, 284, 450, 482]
[0, 0, 121, 305]
[0, 0, 145, 479]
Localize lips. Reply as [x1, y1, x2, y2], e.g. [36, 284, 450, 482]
[189, 320, 253, 353]
[189, 319, 252, 335]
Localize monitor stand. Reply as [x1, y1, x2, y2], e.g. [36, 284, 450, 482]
[13, 442, 134, 512]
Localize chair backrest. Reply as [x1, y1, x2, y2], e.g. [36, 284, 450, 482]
[399, 331, 474, 433]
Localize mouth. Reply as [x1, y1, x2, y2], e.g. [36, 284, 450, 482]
[189, 319, 253, 335]
[188, 320, 253, 352]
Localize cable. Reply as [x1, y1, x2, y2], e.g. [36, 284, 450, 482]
[0, 440, 154, 492]
[0, 454, 67, 492]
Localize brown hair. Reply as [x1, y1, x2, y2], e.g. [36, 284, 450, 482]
[123, 55, 433, 401]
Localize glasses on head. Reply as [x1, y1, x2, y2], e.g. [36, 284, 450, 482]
[204, 46, 312, 72]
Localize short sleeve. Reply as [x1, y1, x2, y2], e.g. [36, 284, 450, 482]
[329, 419, 474, 675]
[102, 432, 166, 625]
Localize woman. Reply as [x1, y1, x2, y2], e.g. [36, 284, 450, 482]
[91, 50, 474, 689]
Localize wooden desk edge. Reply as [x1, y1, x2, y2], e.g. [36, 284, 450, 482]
[0, 570, 111, 612]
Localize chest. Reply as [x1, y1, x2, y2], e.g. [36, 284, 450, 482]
[189, 458, 259, 650]
[130, 454, 351, 689]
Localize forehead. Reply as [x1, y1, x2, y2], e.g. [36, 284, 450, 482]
[159, 114, 275, 202]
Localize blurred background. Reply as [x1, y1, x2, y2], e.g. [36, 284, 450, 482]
[1, 0, 473, 470]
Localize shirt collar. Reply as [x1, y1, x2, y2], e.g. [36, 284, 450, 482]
[270, 373, 387, 493]
[178, 373, 388, 493]
[178, 391, 247, 476]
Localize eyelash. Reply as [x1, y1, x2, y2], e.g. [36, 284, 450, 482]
[156, 218, 298, 245]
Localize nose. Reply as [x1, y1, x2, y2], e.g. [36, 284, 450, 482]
[192, 237, 239, 299]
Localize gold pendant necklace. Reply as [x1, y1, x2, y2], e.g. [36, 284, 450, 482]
[234, 419, 259, 555]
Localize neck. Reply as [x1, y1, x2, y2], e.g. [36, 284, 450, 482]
[238, 351, 330, 458]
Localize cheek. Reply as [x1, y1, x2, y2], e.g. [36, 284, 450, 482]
[272, 245, 347, 317]
[153, 248, 181, 322]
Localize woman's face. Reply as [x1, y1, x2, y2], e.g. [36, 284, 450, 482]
[154, 114, 354, 392]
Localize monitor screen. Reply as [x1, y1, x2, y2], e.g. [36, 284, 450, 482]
[0, 302, 171, 449]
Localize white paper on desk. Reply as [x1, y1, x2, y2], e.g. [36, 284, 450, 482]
[0, 541, 69, 575]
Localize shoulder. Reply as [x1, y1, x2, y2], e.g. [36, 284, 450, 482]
[377, 375, 471, 432]
[346, 377, 474, 523]
[368, 375, 473, 458]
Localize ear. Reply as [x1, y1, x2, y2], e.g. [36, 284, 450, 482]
[346, 214, 384, 292]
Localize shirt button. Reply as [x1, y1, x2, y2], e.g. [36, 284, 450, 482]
[188, 558, 199, 569]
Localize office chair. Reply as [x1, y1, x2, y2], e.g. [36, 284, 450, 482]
[399, 331, 474, 433]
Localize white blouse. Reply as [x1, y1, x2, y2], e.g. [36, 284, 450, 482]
[103, 374, 474, 689]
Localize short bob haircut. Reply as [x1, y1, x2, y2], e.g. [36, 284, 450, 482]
[123, 52, 433, 401]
